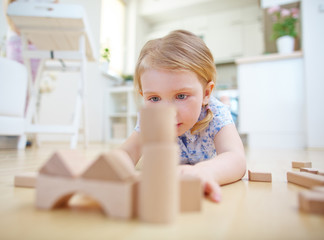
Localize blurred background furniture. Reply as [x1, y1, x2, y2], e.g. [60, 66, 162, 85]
[7, 1, 97, 149]
[0, 57, 27, 149]
[103, 85, 138, 144]
[236, 51, 304, 148]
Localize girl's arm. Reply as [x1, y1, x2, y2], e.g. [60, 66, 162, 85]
[179, 124, 246, 202]
[119, 131, 142, 166]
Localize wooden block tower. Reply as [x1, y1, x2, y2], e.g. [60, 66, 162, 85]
[138, 105, 179, 223]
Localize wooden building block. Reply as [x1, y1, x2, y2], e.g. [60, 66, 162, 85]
[292, 161, 312, 169]
[300, 168, 319, 174]
[287, 171, 324, 188]
[248, 170, 272, 182]
[39, 150, 87, 178]
[138, 105, 179, 223]
[140, 105, 177, 144]
[36, 174, 78, 209]
[81, 179, 138, 219]
[180, 175, 202, 212]
[14, 172, 38, 188]
[81, 150, 138, 182]
[139, 143, 179, 224]
[36, 173, 139, 220]
[36, 148, 139, 220]
[298, 190, 324, 215]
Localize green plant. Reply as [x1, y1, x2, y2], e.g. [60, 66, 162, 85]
[122, 74, 133, 81]
[267, 6, 299, 40]
[101, 48, 110, 62]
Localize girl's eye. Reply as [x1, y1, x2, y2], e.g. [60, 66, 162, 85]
[149, 96, 161, 102]
[176, 94, 187, 100]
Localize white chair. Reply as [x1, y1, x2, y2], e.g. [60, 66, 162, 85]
[0, 57, 28, 149]
[7, 2, 97, 149]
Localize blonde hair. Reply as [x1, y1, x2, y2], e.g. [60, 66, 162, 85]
[134, 30, 216, 134]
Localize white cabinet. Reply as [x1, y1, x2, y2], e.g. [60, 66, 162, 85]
[237, 52, 304, 148]
[104, 85, 139, 143]
[206, 6, 263, 62]
[205, 9, 243, 62]
[138, 3, 263, 64]
[241, 6, 264, 57]
[139, 0, 218, 19]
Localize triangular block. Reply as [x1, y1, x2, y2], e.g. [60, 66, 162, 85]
[39, 150, 87, 178]
[81, 150, 137, 182]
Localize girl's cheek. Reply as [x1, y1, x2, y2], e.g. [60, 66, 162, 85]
[174, 103, 189, 119]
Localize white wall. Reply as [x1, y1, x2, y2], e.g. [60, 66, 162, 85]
[302, 0, 324, 148]
[124, 0, 138, 74]
[138, 4, 263, 64]
[261, 0, 300, 8]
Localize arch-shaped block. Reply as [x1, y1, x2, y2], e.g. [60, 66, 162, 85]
[36, 174, 79, 209]
[36, 175, 138, 219]
[81, 179, 138, 219]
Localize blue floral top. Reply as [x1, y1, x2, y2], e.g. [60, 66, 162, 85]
[135, 96, 234, 165]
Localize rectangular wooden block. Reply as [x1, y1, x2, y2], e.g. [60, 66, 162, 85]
[298, 190, 324, 215]
[248, 170, 272, 182]
[180, 175, 202, 212]
[292, 161, 312, 168]
[14, 172, 38, 188]
[300, 168, 319, 174]
[287, 171, 324, 188]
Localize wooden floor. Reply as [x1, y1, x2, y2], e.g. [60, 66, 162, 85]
[0, 143, 324, 240]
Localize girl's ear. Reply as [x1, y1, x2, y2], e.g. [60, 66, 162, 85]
[202, 81, 214, 105]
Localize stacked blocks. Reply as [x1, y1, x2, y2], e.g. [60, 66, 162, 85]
[36, 150, 139, 219]
[33, 105, 202, 222]
[138, 105, 179, 223]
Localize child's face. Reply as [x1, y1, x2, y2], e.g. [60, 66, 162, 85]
[141, 69, 213, 136]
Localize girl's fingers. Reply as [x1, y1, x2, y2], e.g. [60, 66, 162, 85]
[178, 166, 222, 203]
[204, 180, 222, 203]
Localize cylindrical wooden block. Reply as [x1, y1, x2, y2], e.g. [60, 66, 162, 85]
[140, 105, 177, 144]
[138, 143, 179, 223]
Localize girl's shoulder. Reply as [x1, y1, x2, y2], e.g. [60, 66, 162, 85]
[205, 96, 233, 136]
[208, 96, 227, 112]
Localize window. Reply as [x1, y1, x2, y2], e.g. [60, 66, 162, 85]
[100, 0, 125, 74]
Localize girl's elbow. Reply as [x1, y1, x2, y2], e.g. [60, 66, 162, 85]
[236, 152, 247, 180]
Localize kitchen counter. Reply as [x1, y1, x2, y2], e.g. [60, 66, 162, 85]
[236, 51, 304, 148]
[235, 51, 303, 64]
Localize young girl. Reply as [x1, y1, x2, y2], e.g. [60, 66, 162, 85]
[120, 30, 246, 202]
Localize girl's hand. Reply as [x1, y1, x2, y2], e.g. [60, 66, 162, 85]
[178, 165, 222, 203]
